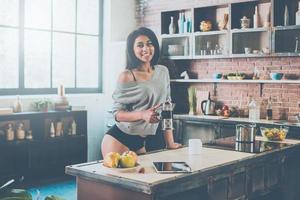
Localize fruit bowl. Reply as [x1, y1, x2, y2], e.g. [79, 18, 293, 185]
[260, 126, 289, 141]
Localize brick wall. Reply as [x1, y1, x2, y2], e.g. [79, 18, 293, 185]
[140, 0, 300, 120]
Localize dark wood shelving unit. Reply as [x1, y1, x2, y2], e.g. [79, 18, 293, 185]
[0, 110, 87, 185]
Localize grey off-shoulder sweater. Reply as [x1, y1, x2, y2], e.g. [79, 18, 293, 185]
[112, 65, 171, 137]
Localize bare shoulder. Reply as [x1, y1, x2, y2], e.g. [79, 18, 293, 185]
[117, 70, 135, 83]
[155, 65, 168, 73]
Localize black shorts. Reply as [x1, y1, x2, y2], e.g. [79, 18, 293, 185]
[106, 124, 166, 152]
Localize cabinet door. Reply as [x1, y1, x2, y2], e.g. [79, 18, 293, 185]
[219, 123, 236, 138]
[0, 143, 28, 182]
[62, 136, 87, 165]
[181, 121, 217, 145]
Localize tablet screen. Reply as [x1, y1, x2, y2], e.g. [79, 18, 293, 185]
[153, 162, 192, 173]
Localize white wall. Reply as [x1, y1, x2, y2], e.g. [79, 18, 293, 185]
[0, 0, 137, 161]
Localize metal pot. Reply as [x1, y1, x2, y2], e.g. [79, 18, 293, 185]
[235, 142, 255, 153]
[235, 123, 256, 143]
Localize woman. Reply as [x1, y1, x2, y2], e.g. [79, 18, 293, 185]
[101, 27, 181, 157]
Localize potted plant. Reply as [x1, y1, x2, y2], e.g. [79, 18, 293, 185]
[33, 99, 52, 112]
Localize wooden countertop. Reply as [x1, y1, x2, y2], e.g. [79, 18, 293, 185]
[66, 138, 300, 195]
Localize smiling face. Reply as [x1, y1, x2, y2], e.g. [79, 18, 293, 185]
[133, 35, 154, 64]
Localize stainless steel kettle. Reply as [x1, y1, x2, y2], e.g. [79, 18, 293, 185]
[201, 93, 216, 115]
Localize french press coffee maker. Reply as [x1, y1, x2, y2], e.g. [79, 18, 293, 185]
[160, 98, 174, 130]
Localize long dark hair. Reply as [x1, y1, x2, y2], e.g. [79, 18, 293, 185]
[126, 27, 160, 69]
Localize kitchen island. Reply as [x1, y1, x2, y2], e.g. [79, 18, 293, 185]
[66, 137, 300, 200]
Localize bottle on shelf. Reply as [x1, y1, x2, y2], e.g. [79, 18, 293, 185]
[186, 17, 192, 32]
[71, 120, 77, 135]
[54, 85, 69, 111]
[178, 12, 184, 34]
[253, 5, 259, 28]
[284, 4, 289, 26]
[295, 37, 299, 53]
[296, 1, 300, 25]
[55, 121, 63, 137]
[248, 97, 260, 121]
[50, 122, 55, 138]
[6, 123, 14, 141]
[266, 97, 272, 120]
[253, 66, 260, 80]
[206, 40, 212, 55]
[16, 122, 25, 140]
[168, 16, 176, 34]
[26, 130, 33, 140]
[263, 5, 271, 28]
[13, 95, 23, 113]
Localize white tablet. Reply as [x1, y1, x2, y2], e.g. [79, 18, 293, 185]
[152, 162, 192, 173]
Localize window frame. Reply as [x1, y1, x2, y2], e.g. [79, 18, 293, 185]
[0, 0, 103, 95]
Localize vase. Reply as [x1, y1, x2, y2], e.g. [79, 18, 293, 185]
[253, 6, 259, 28]
[188, 87, 197, 115]
[240, 16, 250, 29]
[284, 5, 289, 26]
[168, 16, 176, 34]
[178, 12, 184, 34]
[296, 2, 300, 25]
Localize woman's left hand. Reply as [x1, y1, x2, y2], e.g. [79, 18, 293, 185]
[166, 142, 182, 149]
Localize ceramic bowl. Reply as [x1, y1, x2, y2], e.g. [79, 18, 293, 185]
[212, 73, 222, 79]
[167, 45, 184, 56]
[270, 73, 283, 80]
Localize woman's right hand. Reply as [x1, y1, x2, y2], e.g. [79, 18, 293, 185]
[141, 104, 160, 123]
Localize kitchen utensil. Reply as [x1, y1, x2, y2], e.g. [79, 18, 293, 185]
[235, 123, 256, 143]
[201, 92, 216, 115]
[157, 98, 175, 130]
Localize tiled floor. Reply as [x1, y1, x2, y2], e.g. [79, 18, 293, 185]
[28, 179, 76, 200]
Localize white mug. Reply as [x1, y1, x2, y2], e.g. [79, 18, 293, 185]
[244, 47, 252, 54]
[188, 139, 202, 155]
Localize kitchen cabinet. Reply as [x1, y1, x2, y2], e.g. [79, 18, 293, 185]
[0, 110, 87, 185]
[174, 114, 300, 141]
[180, 120, 217, 145]
[161, 0, 300, 59]
[178, 119, 238, 144]
[66, 139, 300, 200]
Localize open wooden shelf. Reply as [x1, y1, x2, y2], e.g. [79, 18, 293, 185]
[161, 0, 299, 59]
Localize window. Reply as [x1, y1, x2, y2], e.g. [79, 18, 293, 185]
[0, 0, 103, 95]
